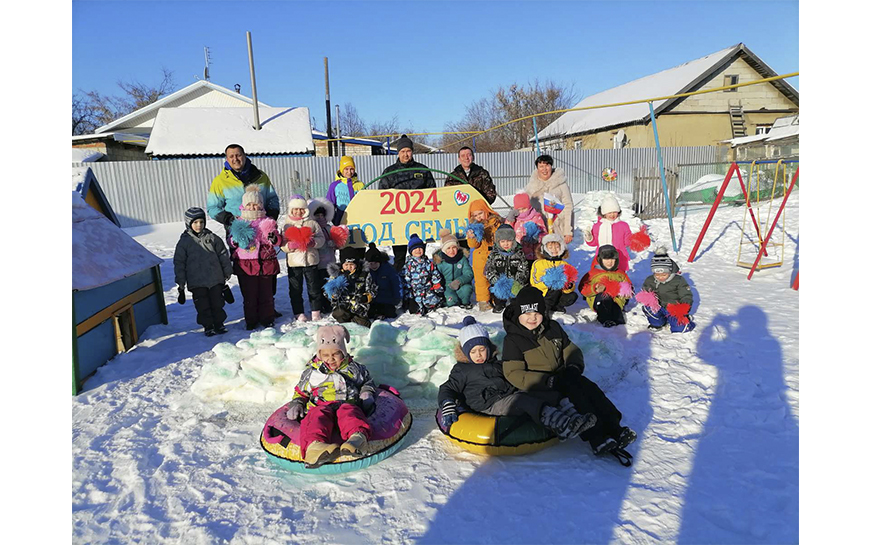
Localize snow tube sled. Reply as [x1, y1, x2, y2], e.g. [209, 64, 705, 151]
[436, 407, 558, 456]
[261, 385, 412, 474]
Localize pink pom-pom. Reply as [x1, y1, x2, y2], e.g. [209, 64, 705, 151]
[629, 225, 651, 252]
[635, 290, 660, 312]
[618, 281, 633, 298]
[330, 225, 349, 248]
[666, 303, 691, 325]
[256, 218, 277, 242]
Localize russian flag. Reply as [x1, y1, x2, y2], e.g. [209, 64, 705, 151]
[543, 193, 565, 216]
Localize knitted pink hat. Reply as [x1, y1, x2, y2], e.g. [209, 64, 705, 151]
[513, 192, 531, 209]
[314, 324, 350, 356]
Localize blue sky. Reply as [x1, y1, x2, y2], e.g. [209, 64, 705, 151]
[72, 0, 799, 135]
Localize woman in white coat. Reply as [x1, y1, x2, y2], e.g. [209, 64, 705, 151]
[524, 154, 574, 245]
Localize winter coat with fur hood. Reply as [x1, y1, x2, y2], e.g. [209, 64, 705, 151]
[432, 249, 474, 287]
[530, 240, 575, 295]
[228, 217, 283, 277]
[501, 304, 585, 392]
[173, 227, 233, 289]
[580, 264, 633, 310]
[289, 355, 376, 410]
[437, 341, 517, 413]
[524, 167, 574, 240]
[281, 207, 326, 268]
[308, 198, 337, 270]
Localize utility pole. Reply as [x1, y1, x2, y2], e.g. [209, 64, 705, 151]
[247, 31, 261, 130]
[324, 57, 333, 156]
[335, 104, 342, 156]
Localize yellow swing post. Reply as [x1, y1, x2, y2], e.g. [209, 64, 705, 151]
[737, 160, 788, 270]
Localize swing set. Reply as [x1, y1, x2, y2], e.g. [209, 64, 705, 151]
[687, 159, 799, 282]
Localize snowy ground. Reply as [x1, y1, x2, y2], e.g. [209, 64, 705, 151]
[71, 192, 800, 544]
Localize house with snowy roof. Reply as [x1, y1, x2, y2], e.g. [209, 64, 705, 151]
[72, 192, 167, 394]
[535, 43, 798, 151]
[725, 115, 799, 161]
[72, 166, 120, 226]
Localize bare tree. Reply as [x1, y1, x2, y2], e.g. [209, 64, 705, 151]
[72, 68, 177, 135]
[442, 79, 577, 152]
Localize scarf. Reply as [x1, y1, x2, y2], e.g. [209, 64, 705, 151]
[598, 218, 615, 247]
[225, 158, 259, 185]
[442, 250, 464, 265]
[239, 207, 266, 221]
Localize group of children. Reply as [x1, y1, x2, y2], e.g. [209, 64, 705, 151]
[174, 185, 696, 336]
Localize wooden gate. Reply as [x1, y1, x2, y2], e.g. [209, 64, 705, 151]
[632, 167, 678, 220]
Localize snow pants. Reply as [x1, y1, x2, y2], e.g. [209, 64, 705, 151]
[643, 306, 696, 333]
[444, 284, 474, 307]
[368, 303, 398, 319]
[237, 273, 275, 328]
[544, 288, 578, 313]
[191, 283, 227, 330]
[555, 366, 624, 449]
[471, 245, 492, 303]
[482, 390, 561, 421]
[316, 267, 332, 312]
[299, 402, 372, 457]
[593, 294, 626, 325]
[332, 307, 372, 328]
[287, 265, 323, 315]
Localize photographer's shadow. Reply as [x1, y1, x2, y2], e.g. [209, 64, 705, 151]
[677, 306, 798, 544]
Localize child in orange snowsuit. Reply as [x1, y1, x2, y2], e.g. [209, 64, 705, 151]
[466, 199, 504, 311]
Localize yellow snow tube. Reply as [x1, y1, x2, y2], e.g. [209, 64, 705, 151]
[436, 410, 558, 456]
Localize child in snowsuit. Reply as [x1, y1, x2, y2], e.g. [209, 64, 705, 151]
[484, 224, 530, 312]
[530, 233, 579, 313]
[636, 247, 696, 333]
[509, 192, 547, 265]
[402, 234, 445, 315]
[281, 195, 327, 322]
[363, 243, 402, 320]
[438, 317, 594, 439]
[432, 229, 474, 309]
[583, 194, 636, 272]
[285, 325, 376, 468]
[466, 199, 504, 311]
[173, 207, 234, 336]
[308, 197, 338, 313]
[228, 187, 283, 330]
[502, 286, 637, 465]
[324, 247, 378, 328]
[579, 245, 633, 328]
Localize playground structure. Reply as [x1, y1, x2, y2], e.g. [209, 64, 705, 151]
[688, 160, 799, 281]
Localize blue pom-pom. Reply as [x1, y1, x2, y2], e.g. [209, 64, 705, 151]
[542, 266, 568, 290]
[324, 274, 349, 300]
[523, 221, 540, 241]
[230, 219, 255, 248]
[462, 316, 477, 327]
[489, 275, 515, 300]
[468, 222, 485, 242]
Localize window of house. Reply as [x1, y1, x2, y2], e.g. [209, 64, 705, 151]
[574, 140, 583, 150]
[756, 125, 773, 135]
[723, 75, 739, 91]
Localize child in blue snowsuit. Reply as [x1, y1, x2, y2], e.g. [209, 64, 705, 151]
[637, 247, 696, 333]
[402, 234, 445, 315]
[363, 243, 402, 320]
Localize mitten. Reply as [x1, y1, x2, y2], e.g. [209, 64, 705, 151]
[511, 280, 524, 296]
[286, 401, 306, 421]
[440, 399, 458, 429]
[216, 210, 235, 228]
[177, 285, 186, 304]
[504, 208, 517, 224]
[222, 284, 235, 304]
[449, 279, 461, 290]
[360, 391, 376, 416]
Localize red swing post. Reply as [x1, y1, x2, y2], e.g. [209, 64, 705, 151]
[688, 162, 743, 263]
[747, 168, 799, 280]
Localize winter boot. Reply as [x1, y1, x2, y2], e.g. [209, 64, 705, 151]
[296, 313, 309, 323]
[591, 436, 618, 456]
[215, 324, 228, 335]
[556, 398, 597, 439]
[204, 328, 216, 337]
[616, 427, 637, 450]
[304, 441, 340, 468]
[610, 447, 633, 467]
[311, 310, 322, 321]
[478, 300, 493, 312]
[539, 405, 571, 438]
[339, 432, 368, 458]
[648, 323, 666, 331]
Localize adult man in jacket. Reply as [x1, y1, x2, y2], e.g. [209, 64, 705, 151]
[444, 146, 497, 204]
[378, 134, 436, 271]
[207, 144, 281, 231]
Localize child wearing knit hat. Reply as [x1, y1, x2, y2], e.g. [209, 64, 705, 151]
[437, 317, 593, 439]
[401, 234, 445, 315]
[324, 247, 378, 328]
[363, 243, 402, 320]
[432, 229, 475, 309]
[281, 195, 327, 323]
[501, 287, 637, 465]
[509, 192, 547, 264]
[636, 247, 696, 333]
[173, 207, 234, 336]
[483, 223, 530, 312]
[286, 324, 377, 468]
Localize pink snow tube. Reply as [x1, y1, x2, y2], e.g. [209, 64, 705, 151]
[261, 385, 412, 473]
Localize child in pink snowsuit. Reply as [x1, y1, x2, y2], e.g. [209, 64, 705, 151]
[583, 194, 633, 272]
[285, 325, 375, 468]
[510, 192, 547, 263]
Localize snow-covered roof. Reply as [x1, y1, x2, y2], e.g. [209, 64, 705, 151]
[72, 148, 104, 163]
[536, 43, 798, 141]
[72, 192, 162, 291]
[96, 80, 271, 134]
[725, 115, 799, 147]
[312, 129, 382, 147]
[145, 106, 314, 156]
[72, 132, 149, 147]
